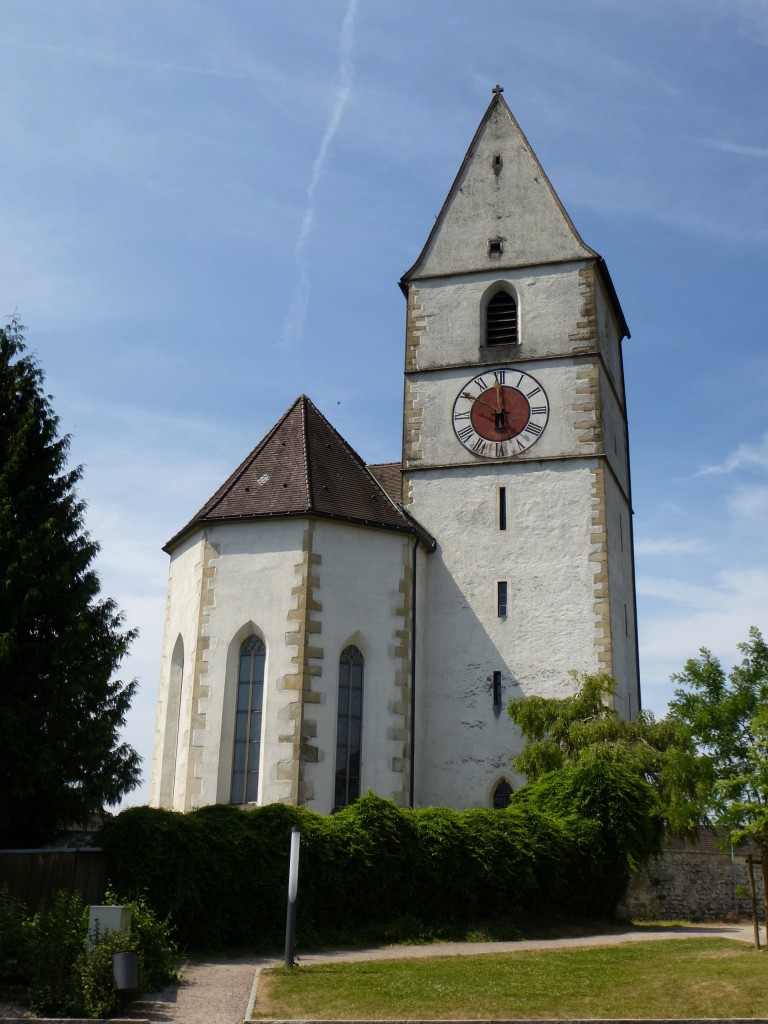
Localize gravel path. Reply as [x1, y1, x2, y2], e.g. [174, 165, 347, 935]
[118, 922, 758, 1024]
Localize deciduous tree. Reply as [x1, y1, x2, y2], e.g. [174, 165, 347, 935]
[668, 627, 768, 917]
[508, 672, 705, 836]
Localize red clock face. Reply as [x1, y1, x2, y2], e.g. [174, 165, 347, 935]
[468, 384, 531, 441]
[452, 368, 549, 459]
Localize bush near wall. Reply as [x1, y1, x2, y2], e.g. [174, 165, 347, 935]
[99, 760, 662, 951]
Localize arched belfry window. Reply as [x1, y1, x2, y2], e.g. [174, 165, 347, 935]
[334, 645, 364, 809]
[493, 778, 513, 809]
[486, 290, 518, 346]
[230, 634, 266, 804]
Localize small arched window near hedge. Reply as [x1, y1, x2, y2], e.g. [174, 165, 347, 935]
[486, 290, 518, 346]
[493, 778, 513, 809]
[230, 634, 266, 804]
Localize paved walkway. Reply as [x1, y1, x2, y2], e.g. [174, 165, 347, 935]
[125, 923, 760, 1024]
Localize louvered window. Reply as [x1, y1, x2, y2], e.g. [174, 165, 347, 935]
[486, 290, 518, 346]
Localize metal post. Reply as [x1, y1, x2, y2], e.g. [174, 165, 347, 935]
[284, 826, 301, 968]
[747, 854, 760, 950]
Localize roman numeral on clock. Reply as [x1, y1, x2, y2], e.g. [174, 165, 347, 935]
[493, 370, 506, 383]
[454, 411, 470, 420]
[472, 438, 488, 455]
[525, 421, 543, 436]
[526, 387, 541, 399]
[531, 406, 547, 416]
[457, 425, 474, 442]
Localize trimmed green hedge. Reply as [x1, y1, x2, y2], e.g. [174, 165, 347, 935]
[99, 759, 662, 950]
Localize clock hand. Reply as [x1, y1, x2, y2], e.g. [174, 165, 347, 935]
[461, 391, 496, 411]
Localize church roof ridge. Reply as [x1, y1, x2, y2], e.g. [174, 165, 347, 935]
[164, 395, 423, 552]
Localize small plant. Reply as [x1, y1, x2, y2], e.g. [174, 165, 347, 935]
[26, 890, 87, 1016]
[0, 885, 30, 985]
[104, 890, 180, 991]
[76, 931, 144, 1019]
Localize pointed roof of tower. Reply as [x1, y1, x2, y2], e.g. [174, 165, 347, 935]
[402, 89, 627, 334]
[164, 396, 428, 552]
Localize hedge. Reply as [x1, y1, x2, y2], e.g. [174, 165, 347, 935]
[99, 759, 662, 950]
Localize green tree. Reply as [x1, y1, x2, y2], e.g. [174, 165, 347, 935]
[668, 627, 768, 912]
[508, 672, 704, 836]
[0, 319, 140, 846]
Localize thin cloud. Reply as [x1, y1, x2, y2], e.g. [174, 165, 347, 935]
[698, 137, 768, 159]
[1, 37, 284, 85]
[635, 537, 706, 556]
[699, 433, 768, 475]
[281, 0, 359, 349]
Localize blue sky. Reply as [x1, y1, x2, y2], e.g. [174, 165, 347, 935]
[3, 0, 767, 806]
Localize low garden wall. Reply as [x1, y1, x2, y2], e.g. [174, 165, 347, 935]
[619, 831, 764, 921]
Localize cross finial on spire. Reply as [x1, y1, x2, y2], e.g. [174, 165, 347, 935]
[492, 84, 504, 95]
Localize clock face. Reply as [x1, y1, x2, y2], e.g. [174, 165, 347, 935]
[452, 368, 550, 459]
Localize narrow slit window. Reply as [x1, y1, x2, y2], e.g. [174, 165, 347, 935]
[492, 671, 502, 708]
[497, 581, 508, 617]
[499, 487, 507, 530]
[486, 290, 518, 345]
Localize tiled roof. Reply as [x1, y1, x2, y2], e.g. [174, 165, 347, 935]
[164, 396, 416, 551]
[368, 462, 402, 504]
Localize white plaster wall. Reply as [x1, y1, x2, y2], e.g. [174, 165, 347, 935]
[600, 366, 630, 496]
[410, 264, 591, 371]
[410, 462, 599, 808]
[407, 359, 597, 471]
[594, 273, 626, 399]
[198, 519, 306, 808]
[604, 472, 640, 718]
[150, 533, 205, 809]
[305, 521, 413, 813]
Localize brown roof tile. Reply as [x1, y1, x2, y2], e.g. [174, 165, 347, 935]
[165, 396, 416, 551]
[368, 462, 403, 504]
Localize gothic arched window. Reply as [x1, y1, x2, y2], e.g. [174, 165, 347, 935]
[493, 778, 513, 809]
[334, 645, 364, 809]
[486, 290, 518, 346]
[230, 634, 266, 804]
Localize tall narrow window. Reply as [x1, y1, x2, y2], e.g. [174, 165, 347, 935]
[230, 634, 266, 804]
[335, 645, 364, 809]
[499, 487, 507, 531]
[493, 779, 513, 809]
[497, 581, 508, 617]
[486, 290, 518, 346]
[492, 670, 502, 708]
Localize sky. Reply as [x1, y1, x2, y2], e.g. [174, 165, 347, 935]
[2, 0, 767, 807]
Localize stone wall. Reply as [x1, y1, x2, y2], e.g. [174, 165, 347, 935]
[619, 832, 764, 921]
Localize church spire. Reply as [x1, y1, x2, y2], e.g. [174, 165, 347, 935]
[402, 88, 597, 283]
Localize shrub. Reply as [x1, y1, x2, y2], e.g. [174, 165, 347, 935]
[26, 890, 87, 1016]
[104, 891, 179, 992]
[0, 884, 30, 985]
[76, 931, 143, 1019]
[100, 776, 658, 952]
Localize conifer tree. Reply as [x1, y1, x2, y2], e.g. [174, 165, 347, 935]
[0, 319, 140, 846]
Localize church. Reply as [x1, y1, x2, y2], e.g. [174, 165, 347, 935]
[149, 88, 640, 815]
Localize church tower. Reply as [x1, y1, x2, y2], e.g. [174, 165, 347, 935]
[403, 88, 639, 808]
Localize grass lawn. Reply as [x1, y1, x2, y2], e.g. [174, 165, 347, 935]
[255, 939, 766, 1019]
